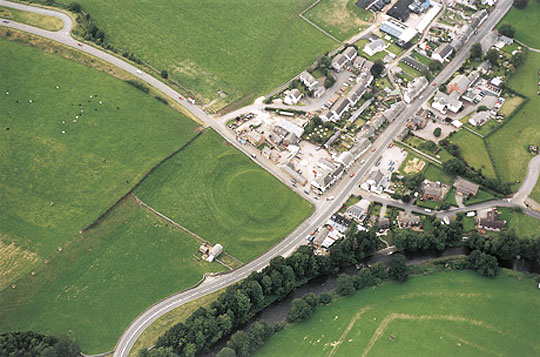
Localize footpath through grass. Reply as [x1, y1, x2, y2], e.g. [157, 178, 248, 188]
[135, 129, 314, 262]
[0, 197, 223, 353]
[256, 270, 540, 356]
[498, 1, 540, 49]
[59, 0, 335, 109]
[0, 37, 199, 260]
[0, 6, 63, 31]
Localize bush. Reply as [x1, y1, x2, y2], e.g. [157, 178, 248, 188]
[513, 0, 528, 9]
[68, 1, 82, 12]
[433, 127, 442, 137]
[287, 298, 313, 322]
[319, 292, 333, 305]
[388, 254, 409, 282]
[302, 292, 319, 308]
[468, 250, 499, 277]
[336, 274, 356, 296]
[217, 347, 237, 357]
[125, 80, 149, 94]
[498, 23, 515, 38]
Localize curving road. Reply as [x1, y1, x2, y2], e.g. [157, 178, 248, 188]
[0, 0, 523, 355]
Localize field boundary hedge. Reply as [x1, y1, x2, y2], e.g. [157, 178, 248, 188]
[82, 130, 204, 232]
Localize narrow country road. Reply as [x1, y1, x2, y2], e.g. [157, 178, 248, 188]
[0, 0, 525, 356]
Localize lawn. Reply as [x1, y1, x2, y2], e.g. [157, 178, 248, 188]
[463, 189, 497, 206]
[424, 164, 454, 185]
[498, 207, 540, 239]
[0, 6, 63, 31]
[256, 270, 540, 356]
[58, 0, 335, 109]
[0, 197, 223, 353]
[487, 52, 540, 187]
[0, 38, 198, 260]
[444, 187, 458, 207]
[450, 129, 497, 180]
[499, 95, 525, 117]
[135, 129, 314, 262]
[304, 0, 373, 41]
[498, 1, 540, 49]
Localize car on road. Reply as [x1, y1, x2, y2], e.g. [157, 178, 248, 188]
[136, 69, 143, 74]
[360, 159, 365, 164]
[371, 147, 376, 152]
[419, 95, 424, 100]
[326, 196, 335, 201]
[77, 42, 83, 47]
[314, 196, 319, 200]
[432, 82, 437, 86]
[424, 208, 432, 213]
[250, 153, 256, 159]
[304, 190, 310, 195]
[3, 20, 9, 24]
[290, 178, 297, 184]
[350, 173, 355, 177]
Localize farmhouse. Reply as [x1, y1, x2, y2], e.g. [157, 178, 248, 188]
[432, 43, 453, 63]
[403, 76, 429, 104]
[453, 176, 479, 197]
[363, 39, 386, 57]
[284, 88, 303, 105]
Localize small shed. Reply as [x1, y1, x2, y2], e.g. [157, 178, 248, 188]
[206, 244, 223, 262]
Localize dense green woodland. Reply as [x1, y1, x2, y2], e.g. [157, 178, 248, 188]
[0, 331, 80, 357]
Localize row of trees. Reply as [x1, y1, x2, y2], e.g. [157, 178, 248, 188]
[152, 228, 379, 356]
[466, 229, 540, 265]
[0, 331, 80, 357]
[393, 220, 464, 253]
[442, 157, 511, 194]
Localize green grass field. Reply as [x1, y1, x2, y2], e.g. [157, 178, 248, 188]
[499, 207, 540, 239]
[0, 38, 198, 261]
[304, 0, 373, 41]
[486, 52, 540, 187]
[135, 129, 313, 262]
[450, 130, 497, 180]
[424, 164, 454, 185]
[498, 1, 540, 49]
[463, 189, 497, 206]
[256, 270, 540, 356]
[0, 197, 223, 353]
[60, 0, 335, 109]
[0, 6, 63, 31]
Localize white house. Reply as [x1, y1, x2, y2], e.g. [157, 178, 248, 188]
[431, 43, 453, 63]
[284, 88, 303, 105]
[299, 71, 318, 90]
[403, 76, 428, 104]
[363, 39, 386, 57]
[432, 91, 462, 114]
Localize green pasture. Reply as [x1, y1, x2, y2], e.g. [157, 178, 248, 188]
[450, 129, 497, 180]
[498, 1, 540, 49]
[0, 197, 222, 353]
[499, 207, 540, 239]
[135, 129, 313, 262]
[486, 52, 540, 187]
[304, 0, 373, 41]
[256, 270, 540, 356]
[60, 0, 335, 108]
[0, 38, 198, 259]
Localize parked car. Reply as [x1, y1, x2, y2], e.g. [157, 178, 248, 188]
[326, 196, 335, 201]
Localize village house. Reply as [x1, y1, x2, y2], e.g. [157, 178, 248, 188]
[361, 170, 387, 193]
[299, 71, 319, 90]
[383, 101, 407, 123]
[398, 211, 422, 228]
[476, 208, 506, 232]
[447, 74, 470, 96]
[422, 180, 444, 201]
[332, 53, 349, 72]
[453, 176, 480, 197]
[284, 88, 303, 105]
[346, 199, 371, 222]
[342, 46, 358, 62]
[432, 91, 462, 114]
[403, 76, 429, 104]
[432, 43, 453, 63]
[363, 39, 386, 57]
[247, 130, 265, 147]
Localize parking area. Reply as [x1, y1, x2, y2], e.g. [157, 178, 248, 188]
[377, 145, 408, 177]
[295, 141, 333, 184]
